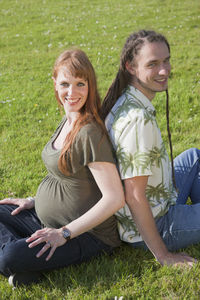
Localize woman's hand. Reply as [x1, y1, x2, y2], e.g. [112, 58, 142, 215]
[26, 227, 66, 261]
[0, 198, 35, 215]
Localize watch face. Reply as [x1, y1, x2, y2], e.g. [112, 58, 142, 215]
[62, 228, 71, 240]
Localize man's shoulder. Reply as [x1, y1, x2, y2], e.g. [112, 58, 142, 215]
[112, 102, 151, 127]
[113, 88, 150, 117]
[106, 86, 156, 136]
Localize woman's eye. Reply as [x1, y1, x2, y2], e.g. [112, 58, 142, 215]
[61, 83, 69, 87]
[77, 82, 85, 87]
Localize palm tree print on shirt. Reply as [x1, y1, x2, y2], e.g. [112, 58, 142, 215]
[107, 86, 177, 243]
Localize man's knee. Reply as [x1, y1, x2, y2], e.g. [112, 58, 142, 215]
[185, 148, 200, 158]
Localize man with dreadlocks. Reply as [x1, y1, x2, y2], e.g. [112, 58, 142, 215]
[102, 29, 200, 266]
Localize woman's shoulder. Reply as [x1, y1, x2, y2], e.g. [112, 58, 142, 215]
[79, 121, 104, 137]
[76, 121, 111, 149]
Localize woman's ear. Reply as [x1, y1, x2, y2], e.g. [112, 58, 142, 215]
[52, 77, 57, 91]
[125, 61, 135, 75]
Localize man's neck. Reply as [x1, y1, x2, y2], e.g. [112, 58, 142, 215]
[131, 82, 156, 102]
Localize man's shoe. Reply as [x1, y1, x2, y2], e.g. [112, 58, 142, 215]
[8, 271, 43, 287]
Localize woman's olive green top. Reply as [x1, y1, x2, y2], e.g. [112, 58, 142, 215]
[35, 117, 121, 247]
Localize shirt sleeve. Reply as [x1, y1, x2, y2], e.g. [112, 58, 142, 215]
[114, 109, 158, 180]
[68, 123, 116, 174]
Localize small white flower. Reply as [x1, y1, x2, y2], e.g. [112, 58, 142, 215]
[44, 30, 50, 35]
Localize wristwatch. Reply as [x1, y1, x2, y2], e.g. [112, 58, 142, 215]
[62, 227, 71, 241]
[26, 196, 35, 202]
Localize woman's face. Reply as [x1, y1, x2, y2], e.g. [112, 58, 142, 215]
[54, 67, 88, 114]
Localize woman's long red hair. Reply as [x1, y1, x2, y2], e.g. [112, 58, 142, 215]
[53, 49, 106, 175]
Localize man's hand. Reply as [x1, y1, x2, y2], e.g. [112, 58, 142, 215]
[0, 198, 34, 215]
[157, 252, 197, 267]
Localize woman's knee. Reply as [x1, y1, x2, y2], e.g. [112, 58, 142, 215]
[0, 240, 28, 276]
[0, 243, 18, 276]
[0, 204, 17, 219]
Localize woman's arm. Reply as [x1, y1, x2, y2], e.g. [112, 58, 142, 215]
[124, 176, 196, 267]
[64, 161, 125, 238]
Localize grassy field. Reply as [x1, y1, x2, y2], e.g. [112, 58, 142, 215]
[0, 0, 200, 299]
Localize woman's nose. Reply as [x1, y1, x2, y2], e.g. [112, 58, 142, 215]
[68, 85, 76, 97]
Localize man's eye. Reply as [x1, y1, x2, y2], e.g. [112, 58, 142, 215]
[164, 58, 170, 63]
[148, 63, 156, 67]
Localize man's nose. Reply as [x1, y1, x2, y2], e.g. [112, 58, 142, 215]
[159, 63, 170, 76]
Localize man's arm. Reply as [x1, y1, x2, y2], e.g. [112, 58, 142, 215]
[124, 175, 196, 266]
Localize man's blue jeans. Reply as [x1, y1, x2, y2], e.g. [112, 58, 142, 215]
[134, 148, 200, 251]
[0, 205, 112, 277]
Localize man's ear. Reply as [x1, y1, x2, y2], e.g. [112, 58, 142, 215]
[52, 77, 57, 91]
[125, 61, 135, 75]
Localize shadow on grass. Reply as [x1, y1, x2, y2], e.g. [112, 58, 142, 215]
[40, 243, 157, 293]
[39, 242, 200, 292]
[2, 243, 200, 299]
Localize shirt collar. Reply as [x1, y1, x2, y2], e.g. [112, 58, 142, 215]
[126, 85, 156, 115]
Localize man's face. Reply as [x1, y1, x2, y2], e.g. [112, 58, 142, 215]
[130, 41, 171, 100]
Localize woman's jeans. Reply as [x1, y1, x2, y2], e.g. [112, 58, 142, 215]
[0, 205, 112, 277]
[134, 148, 200, 251]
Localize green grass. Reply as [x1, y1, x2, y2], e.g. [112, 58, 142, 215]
[0, 0, 200, 298]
